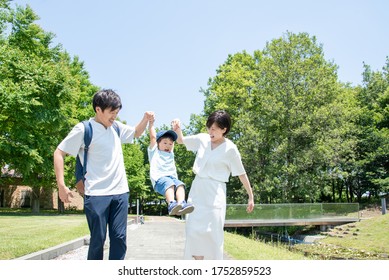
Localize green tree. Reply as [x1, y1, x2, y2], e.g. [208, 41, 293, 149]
[320, 85, 359, 202]
[0, 3, 96, 212]
[349, 60, 389, 201]
[174, 123, 197, 199]
[122, 141, 150, 212]
[202, 32, 348, 203]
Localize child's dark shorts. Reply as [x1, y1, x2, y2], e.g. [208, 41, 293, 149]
[154, 175, 185, 196]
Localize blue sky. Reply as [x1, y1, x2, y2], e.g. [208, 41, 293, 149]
[12, 0, 389, 128]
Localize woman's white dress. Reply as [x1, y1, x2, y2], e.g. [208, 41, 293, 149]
[182, 133, 246, 260]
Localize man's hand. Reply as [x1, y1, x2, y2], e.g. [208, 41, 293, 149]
[75, 181, 85, 197]
[145, 111, 155, 122]
[59, 186, 74, 203]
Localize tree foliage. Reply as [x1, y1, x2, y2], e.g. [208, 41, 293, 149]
[350, 60, 389, 200]
[1, 4, 69, 185]
[0, 2, 97, 211]
[200, 32, 388, 203]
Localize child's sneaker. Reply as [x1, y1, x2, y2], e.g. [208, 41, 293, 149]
[168, 200, 182, 216]
[178, 201, 195, 215]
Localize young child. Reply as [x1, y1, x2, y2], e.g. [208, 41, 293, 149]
[148, 119, 194, 216]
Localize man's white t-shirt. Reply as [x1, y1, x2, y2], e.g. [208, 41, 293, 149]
[57, 118, 135, 196]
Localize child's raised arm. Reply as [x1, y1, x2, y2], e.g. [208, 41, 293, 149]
[171, 119, 184, 144]
[149, 118, 157, 148]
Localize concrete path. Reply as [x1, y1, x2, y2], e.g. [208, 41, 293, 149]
[124, 216, 186, 260]
[53, 216, 185, 260]
[19, 215, 232, 260]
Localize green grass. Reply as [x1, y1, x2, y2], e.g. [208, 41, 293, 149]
[0, 214, 89, 259]
[0, 209, 143, 260]
[224, 213, 389, 260]
[322, 214, 389, 253]
[293, 214, 389, 259]
[224, 231, 312, 260]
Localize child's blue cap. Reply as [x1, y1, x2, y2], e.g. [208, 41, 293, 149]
[156, 130, 177, 142]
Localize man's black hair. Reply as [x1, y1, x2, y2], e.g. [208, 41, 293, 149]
[92, 89, 122, 112]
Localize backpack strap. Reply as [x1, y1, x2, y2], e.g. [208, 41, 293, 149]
[75, 121, 93, 186]
[81, 120, 93, 179]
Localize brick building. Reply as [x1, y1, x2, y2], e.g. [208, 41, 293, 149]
[0, 166, 83, 210]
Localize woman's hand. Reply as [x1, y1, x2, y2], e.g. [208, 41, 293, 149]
[246, 197, 254, 213]
[171, 118, 181, 131]
[238, 174, 254, 213]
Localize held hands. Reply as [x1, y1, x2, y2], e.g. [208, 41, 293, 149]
[171, 118, 181, 131]
[143, 111, 155, 136]
[171, 119, 184, 144]
[145, 111, 155, 123]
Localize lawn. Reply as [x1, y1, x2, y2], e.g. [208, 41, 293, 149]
[0, 213, 89, 259]
[292, 213, 389, 259]
[224, 231, 312, 260]
[224, 213, 389, 260]
[1, 208, 388, 260]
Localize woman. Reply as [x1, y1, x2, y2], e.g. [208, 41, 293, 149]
[173, 110, 254, 260]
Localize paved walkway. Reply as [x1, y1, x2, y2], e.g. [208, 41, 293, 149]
[53, 216, 185, 260]
[123, 216, 186, 260]
[50, 216, 232, 260]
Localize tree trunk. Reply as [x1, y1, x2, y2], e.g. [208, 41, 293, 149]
[338, 183, 344, 202]
[58, 193, 65, 214]
[31, 186, 41, 213]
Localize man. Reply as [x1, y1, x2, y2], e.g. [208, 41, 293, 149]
[54, 89, 154, 260]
